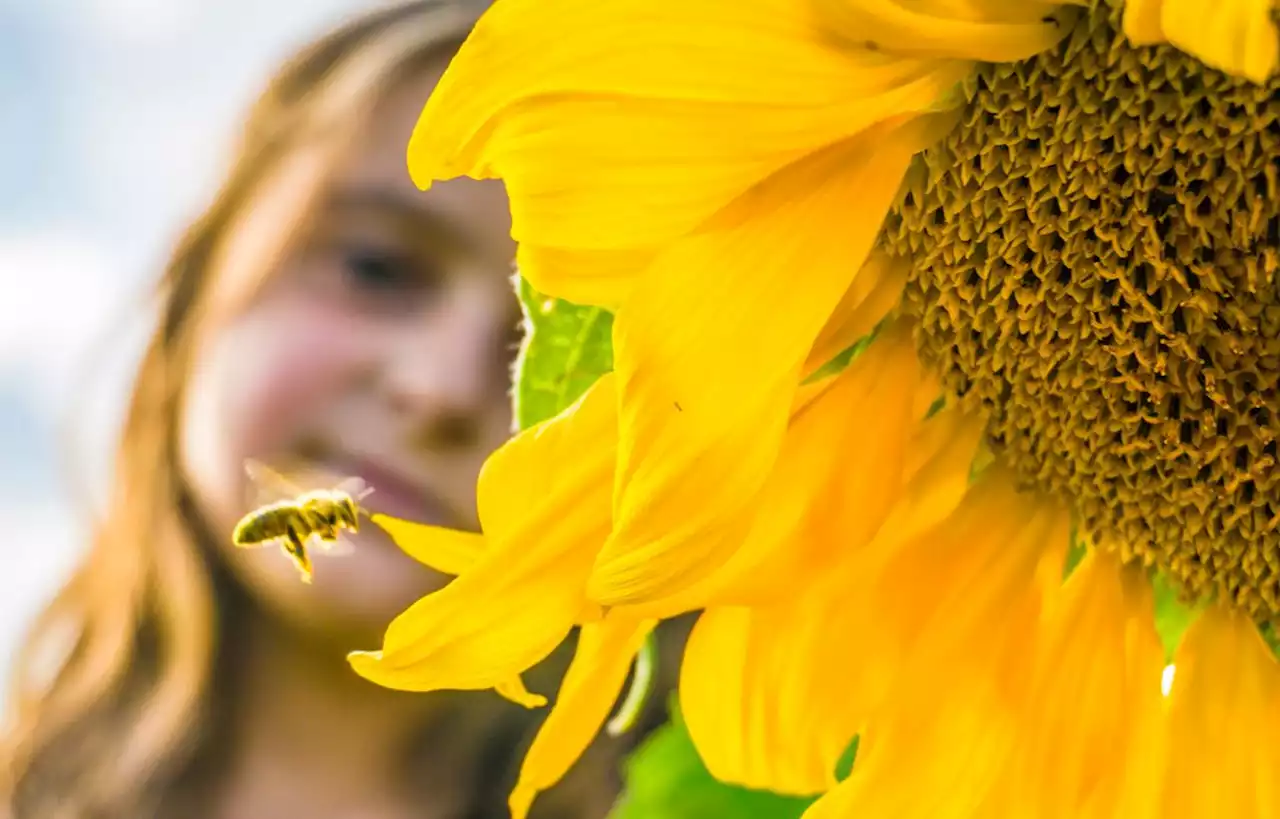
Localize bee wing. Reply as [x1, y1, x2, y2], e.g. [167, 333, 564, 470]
[243, 459, 308, 509]
[299, 526, 357, 558]
[314, 533, 357, 557]
[334, 476, 375, 507]
[244, 458, 371, 503]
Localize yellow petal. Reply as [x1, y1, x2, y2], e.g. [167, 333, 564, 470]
[823, 467, 1022, 682]
[589, 113, 956, 608]
[802, 678, 1012, 819]
[867, 470, 1067, 662]
[612, 324, 926, 624]
[802, 252, 908, 376]
[707, 321, 923, 606]
[673, 361, 987, 796]
[495, 676, 549, 709]
[508, 615, 655, 819]
[1161, 603, 1280, 818]
[475, 373, 617, 541]
[369, 514, 484, 576]
[680, 600, 859, 796]
[410, 0, 971, 302]
[630, 381, 984, 795]
[814, 0, 1078, 62]
[515, 245, 655, 310]
[348, 376, 617, 695]
[1121, 0, 1165, 44]
[806, 489, 1069, 819]
[762, 407, 982, 733]
[1157, 0, 1277, 83]
[993, 550, 1166, 819]
[860, 405, 987, 564]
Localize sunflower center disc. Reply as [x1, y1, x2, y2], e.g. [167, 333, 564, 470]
[884, 0, 1280, 618]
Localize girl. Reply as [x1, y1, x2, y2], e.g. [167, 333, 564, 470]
[2, 3, 663, 817]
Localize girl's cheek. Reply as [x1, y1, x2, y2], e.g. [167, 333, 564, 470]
[234, 316, 358, 450]
[182, 302, 367, 530]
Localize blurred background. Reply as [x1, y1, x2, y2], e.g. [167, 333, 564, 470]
[0, 0, 378, 698]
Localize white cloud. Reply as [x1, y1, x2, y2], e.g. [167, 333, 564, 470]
[0, 229, 135, 406]
[78, 0, 202, 45]
[66, 1, 369, 241]
[0, 230, 120, 358]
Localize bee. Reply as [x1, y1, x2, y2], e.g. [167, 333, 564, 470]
[231, 459, 374, 584]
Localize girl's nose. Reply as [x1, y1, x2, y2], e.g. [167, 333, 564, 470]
[380, 284, 512, 451]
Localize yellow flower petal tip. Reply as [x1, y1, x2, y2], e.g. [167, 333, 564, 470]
[508, 786, 535, 819]
[368, 513, 485, 576]
[346, 650, 382, 680]
[349, 374, 619, 701]
[504, 617, 654, 818]
[1120, 0, 1165, 44]
[496, 678, 549, 709]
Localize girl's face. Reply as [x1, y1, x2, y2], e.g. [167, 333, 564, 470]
[180, 57, 519, 641]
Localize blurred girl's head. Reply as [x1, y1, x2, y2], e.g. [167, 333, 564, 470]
[2, 2, 533, 815]
[178, 2, 519, 643]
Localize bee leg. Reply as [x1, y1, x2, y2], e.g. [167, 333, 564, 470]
[309, 523, 333, 551]
[305, 509, 335, 548]
[282, 529, 314, 584]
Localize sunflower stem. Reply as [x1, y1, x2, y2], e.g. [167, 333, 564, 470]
[606, 633, 657, 737]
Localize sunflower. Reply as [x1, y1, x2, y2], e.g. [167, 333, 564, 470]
[350, 0, 1280, 817]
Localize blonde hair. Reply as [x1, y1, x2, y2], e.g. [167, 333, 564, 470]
[1, 4, 496, 815]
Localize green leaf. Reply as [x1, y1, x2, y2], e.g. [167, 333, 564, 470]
[1151, 571, 1199, 662]
[511, 276, 615, 430]
[607, 700, 827, 819]
[1260, 622, 1280, 659]
[801, 323, 880, 385]
[1061, 520, 1086, 580]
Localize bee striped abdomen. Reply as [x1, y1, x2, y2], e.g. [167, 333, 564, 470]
[232, 503, 299, 546]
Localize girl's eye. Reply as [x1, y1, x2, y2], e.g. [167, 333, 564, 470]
[327, 244, 443, 312]
[343, 246, 426, 292]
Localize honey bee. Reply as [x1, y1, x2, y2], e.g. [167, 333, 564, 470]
[231, 459, 374, 584]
